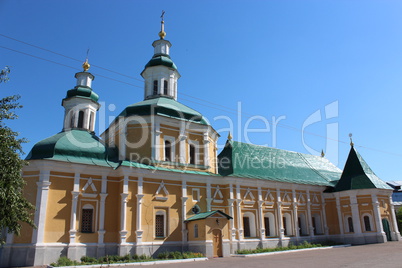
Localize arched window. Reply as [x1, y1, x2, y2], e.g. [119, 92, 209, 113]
[70, 112, 75, 128]
[298, 213, 308, 235]
[363, 214, 373, 232]
[155, 210, 166, 237]
[243, 212, 256, 238]
[194, 224, 199, 238]
[89, 111, 94, 131]
[153, 80, 158, 95]
[283, 213, 293, 236]
[347, 217, 354, 233]
[81, 204, 94, 233]
[264, 212, 276, 237]
[312, 213, 323, 235]
[77, 110, 84, 128]
[163, 80, 168, 95]
[189, 144, 196, 165]
[164, 140, 172, 161]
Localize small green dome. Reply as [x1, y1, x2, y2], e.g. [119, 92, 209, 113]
[65, 86, 99, 102]
[144, 55, 177, 70]
[26, 130, 118, 167]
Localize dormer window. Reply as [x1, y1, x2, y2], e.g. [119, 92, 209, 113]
[163, 80, 168, 95]
[153, 80, 158, 95]
[77, 110, 84, 128]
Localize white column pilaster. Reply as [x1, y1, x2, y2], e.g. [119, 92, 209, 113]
[136, 177, 144, 244]
[292, 189, 299, 239]
[181, 181, 188, 243]
[32, 170, 51, 244]
[203, 133, 210, 167]
[119, 176, 129, 244]
[389, 196, 401, 240]
[206, 182, 212, 212]
[321, 194, 329, 236]
[236, 184, 243, 240]
[257, 187, 264, 240]
[228, 183, 236, 241]
[306, 190, 314, 237]
[98, 175, 108, 244]
[371, 194, 385, 237]
[69, 173, 80, 244]
[179, 129, 187, 164]
[335, 195, 345, 236]
[276, 188, 284, 241]
[350, 194, 362, 235]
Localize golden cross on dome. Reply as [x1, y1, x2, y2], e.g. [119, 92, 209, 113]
[159, 10, 166, 39]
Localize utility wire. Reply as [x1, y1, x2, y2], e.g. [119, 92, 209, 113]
[1, 42, 401, 157]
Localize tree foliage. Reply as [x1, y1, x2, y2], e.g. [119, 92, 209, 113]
[0, 67, 36, 244]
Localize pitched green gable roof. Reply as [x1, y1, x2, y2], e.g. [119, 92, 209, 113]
[26, 130, 118, 167]
[116, 96, 209, 125]
[218, 140, 342, 186]
[333, 146, 392, 192]
[185, 210, 233, 222]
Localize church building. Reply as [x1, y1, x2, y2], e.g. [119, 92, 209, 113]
[0, 18, 400, 267]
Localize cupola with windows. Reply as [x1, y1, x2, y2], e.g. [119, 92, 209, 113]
[141, 13, 180, 100]
[62, 60, 100, 132]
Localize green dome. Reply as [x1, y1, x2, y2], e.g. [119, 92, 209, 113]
[144, 55, 177, 70]
[117, 96, 209, 125]
[26, 130, 118, 167]
[65, 86, 99, 102]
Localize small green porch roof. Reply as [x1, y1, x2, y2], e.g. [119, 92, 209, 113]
[185, 210, 233, 222]
[333, 146, 392, 192]
[218, 140, 342, 186]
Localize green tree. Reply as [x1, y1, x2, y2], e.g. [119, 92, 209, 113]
[396, 207, 402, 233]
[0, 67, 35, 244]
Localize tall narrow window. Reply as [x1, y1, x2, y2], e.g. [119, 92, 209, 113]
[153, 80, 158, 95]
[264, 217, 270, 237]
[70, 113, 75, 128]
[283, 217, 287, 236]
[81, 208, 93, 233]
[78, 110, 84, 128]
[364, 215, 371, 231]
[155, 214, 164, 237]
[189, 144, 195, 165]
[163, 80, 168, 95]
[298, 217, 302, 235]
[243, 217, 251, 237]
[194, 224, 199, 238]
[165, 140, 172, 162]
[312, 217, 317, 235]
[348, 217, 354, 233]
[89, 111, 94, 131]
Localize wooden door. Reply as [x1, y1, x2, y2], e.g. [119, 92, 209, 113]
[212, 229, 222, 257]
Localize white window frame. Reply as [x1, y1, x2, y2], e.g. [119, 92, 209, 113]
[243, 211, 256, 238]
[298, 212, 308, 235]
[344, 215, 354, 233]
[283, 212, 293, 236]
[192, 188, 200, 202]
[155, 210, 167, 238]
[312, 212, 323, 235]
[362, 213, 374, 232]
[264, 212, 276, 237]
[188, 140, 200, 165]
[163, 135, 176, 162]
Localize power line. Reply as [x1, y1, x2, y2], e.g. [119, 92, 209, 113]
[1, 42, 401, 158]
[0, 33, 144, 82]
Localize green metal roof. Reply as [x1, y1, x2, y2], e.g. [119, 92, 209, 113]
[26, 130, 118, 167]
[218, 140, 342, 186]
[116, 96, 209, 125]
[333, 146, 392, 192]
[144, 54, 177, 71]
[64, 86, 99, 102]
[185, 210, 233, 222]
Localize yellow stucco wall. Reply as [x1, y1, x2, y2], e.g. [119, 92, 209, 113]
[44, 176, 73, 243]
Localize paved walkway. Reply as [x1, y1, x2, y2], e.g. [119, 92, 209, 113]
[24, 241, 402, 268]
[139, 241, 402, 268]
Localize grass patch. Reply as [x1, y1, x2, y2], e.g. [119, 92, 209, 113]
[50, 251, 204, 267]
[236, 240, 341, 255]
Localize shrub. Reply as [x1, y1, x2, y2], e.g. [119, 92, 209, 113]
[81, 256, 97, 264]
[50, 256, 78, 267]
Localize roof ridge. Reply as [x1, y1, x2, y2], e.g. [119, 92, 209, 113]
[297, 152, 332, 183]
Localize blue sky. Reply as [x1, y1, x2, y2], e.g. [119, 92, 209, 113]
[1, 0, 402, 182]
